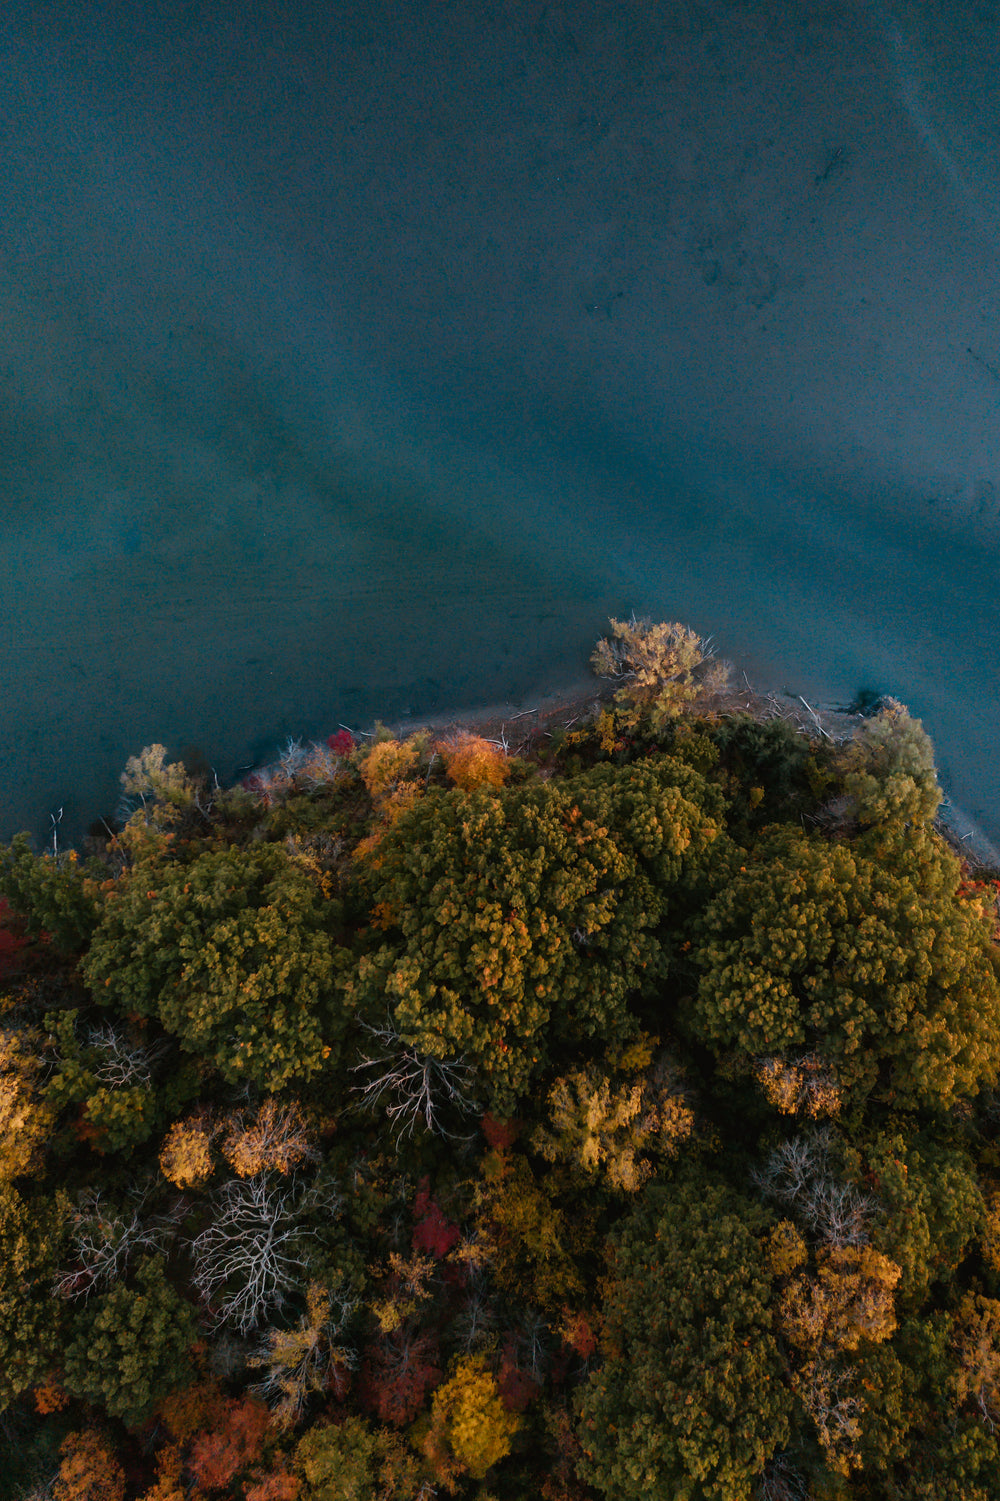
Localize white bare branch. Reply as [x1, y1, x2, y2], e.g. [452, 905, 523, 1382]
[351, 1020, 477, 1140]
[191, 1173, 339, 1335]
[54, 1186, 167, 1300]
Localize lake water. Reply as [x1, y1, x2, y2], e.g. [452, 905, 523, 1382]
[2, 0, 999, 849]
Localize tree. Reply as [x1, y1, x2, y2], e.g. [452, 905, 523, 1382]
[835, 699, 942, 833]
[62, 1255, 196, 1426]
[220, 1099, 318, 1178]
[295, 1416, 420, 1501]
[439, 733, 510, 793]
[54, 1186, 168, 1301]
[81, 844, 342, 1091]
[472, 1148, 589, 1312]
[0, 834, 103, 955]
[248, 1278, 359, 1428]
[53, 1430, 125, 1501]
[688, 825, 1000, 1111]
[0, 1025, 54, 1181]
[591, 616, 730, 730]
[860, 1134, 985, 1311]
[158, 1111, 216, 1189]
[530, 1051, 694, 1193]
[0, 1183, 65, 1412]
[421, 1354, 521, 1485]
[574, 1175, 793, 1501]
[351, 1019, 477, 1140]
[191, 1172, 337, 1335]
[186, 1396, 272, 1491]
[349, 758, 723, 1113]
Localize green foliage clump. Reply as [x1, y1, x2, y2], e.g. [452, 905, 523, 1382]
[62, 1255, 196, 1427]
[838, 699, 942, 832]
[0, 835, 103, 955]
[350, 758, 723, 1113]
[80, 844, 342, 1091]
[861, 1135, 985, 1310]
[295, 1415, 419, 1501]
[688, 826, 1000, 1110]
[574, 1174, 793, 1500]
[0, 1184, 65, 1412]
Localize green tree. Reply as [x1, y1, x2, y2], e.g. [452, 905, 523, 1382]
[574, 1175, 793, 1500]
[81, 845, 342, 1091]
[858, 1134, 985, 1311]
[0, 834, 103, 955]
[350, 759, 723, 1113]
[295, 1415, 419, 1501]
[0, 1183, 66, 1412]
[62, 1255, 196, 1427]
[688, 826, 1000, 1111]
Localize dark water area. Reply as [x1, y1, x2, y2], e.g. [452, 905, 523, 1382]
[2, 0, 1000, 851]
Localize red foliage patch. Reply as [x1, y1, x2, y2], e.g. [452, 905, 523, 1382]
[498, 1336, 541, 1413]
[326, 730, 356, 756]
[358, 1329, 441, 1427]
[480, 1113, 520, 1150]
[0, 898, 28, 977]
[412, 1177, 460, 1258]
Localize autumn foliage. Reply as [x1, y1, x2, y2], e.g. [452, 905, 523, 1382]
[6, 630, 1000, 1500]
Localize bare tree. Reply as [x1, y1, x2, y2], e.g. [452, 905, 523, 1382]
[752, 1129, 874, 1249]
[351, 1020, 477, 1140]
[191, 1173, 339, 1335]
[248, 1276, 360, 1427]
[54, 1186, 167, 1300]
[85, 1023, 169, 1087]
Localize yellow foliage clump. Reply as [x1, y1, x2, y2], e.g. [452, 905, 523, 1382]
[767, 1220, 808, 1278]
[221, 1099, 316, 1178]
[158, 1114, 216, 1189]
[951, 1294, 1000, 1425]
[531, 1057, 694, 1193]
[980, 1193, 1000, 1277]
[0, 1029, 53, 1183]
[423, 1355, 521, 1484]
[439, 733, 509, 793]
[779, 1245, 901, 1357]
[361, 738, 420, 799]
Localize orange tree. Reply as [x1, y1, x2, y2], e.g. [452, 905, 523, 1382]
[347, 757, 725, 1114]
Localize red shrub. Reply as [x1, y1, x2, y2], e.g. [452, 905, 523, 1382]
[412, 1178, 460, 1259]
[326, 730, 356, 755]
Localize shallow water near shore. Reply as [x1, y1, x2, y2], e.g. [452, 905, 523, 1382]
[2, 0, 1000, 849]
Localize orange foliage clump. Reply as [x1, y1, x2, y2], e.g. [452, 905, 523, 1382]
[34, 1376, 69, 1414]
[244, 1469, 300, 1501]
[53, 1431, 125, 1501]
[187, 1397, 272, 1491]
[220, 1098, 315, 1178]
[439, 734, 509, 793]
[158, 1379, 230, 1443]
[137, 1444, 185, 1501]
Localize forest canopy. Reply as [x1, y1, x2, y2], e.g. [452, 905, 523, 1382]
[1, 620, 999, 1501]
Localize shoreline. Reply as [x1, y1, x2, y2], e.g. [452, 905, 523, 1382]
[247, 668, 1000, 877]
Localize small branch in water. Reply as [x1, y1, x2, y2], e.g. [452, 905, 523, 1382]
[967, 347, 1000, 383]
